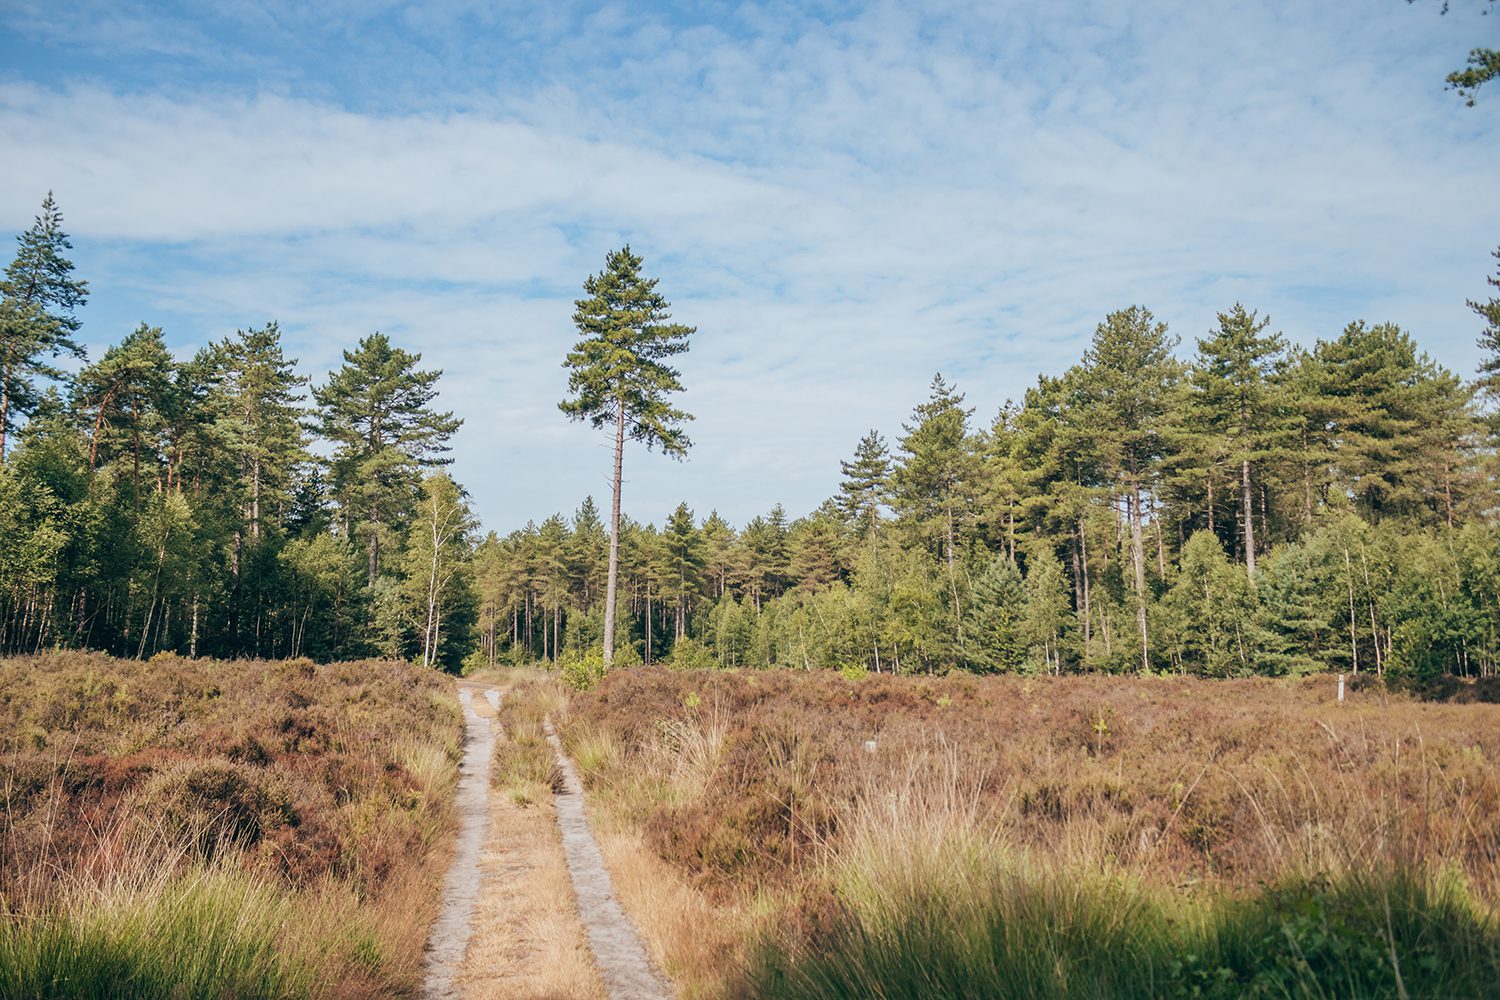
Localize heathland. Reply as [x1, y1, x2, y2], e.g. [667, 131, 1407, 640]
[557, 667, 1500, 999]
[0, 652, 462, 999]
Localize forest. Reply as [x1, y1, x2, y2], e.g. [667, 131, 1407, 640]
[2, 195, 1499, 681]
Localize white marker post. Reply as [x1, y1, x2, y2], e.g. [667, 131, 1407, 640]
[1337, 673, 1345, 705]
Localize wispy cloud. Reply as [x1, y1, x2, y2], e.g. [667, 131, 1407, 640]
[1, 1, 1496, 529]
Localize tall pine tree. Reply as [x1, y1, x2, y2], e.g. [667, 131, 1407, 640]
[0, 193, 88, 462]
[559, 246, 695, 669]
[314, 333, 460, 585]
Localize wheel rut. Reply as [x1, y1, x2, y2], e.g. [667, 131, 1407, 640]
[424, 682, 672, 1000]
[423, 684, 498, 999]
[545, 719, 673, 1000]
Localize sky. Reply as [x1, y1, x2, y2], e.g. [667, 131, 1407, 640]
[2, 1, 1497, 532]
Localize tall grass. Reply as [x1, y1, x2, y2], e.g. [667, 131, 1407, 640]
[741, 749, 1500, 999]
[0, 861, 392, 1000]
[0, 653, 465, 998]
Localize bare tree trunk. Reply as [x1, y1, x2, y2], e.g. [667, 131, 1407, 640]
[0, 367, 9, 466]
[1130, 488, 1149, 672]
[1077, 516, 1092, 655]
[1242, 458, 1257, 576]
[603, 397, 625, 668]
[251, 455, 262, 543]
[1343, 545, 1359, 674]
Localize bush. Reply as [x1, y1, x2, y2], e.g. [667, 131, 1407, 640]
[667, 637, 716, 672]
[562, 649, 606, 691]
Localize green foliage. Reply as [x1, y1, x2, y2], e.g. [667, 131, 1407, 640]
[313, 332, 461, 585]
[962, 553, 1027, 672]
[0, 192, 88, 460]
[562, 648, 606, 691]
[742, 864, 1499, 1000]
[559, 245, 695, 456]
[1160, 533, 1254, 677]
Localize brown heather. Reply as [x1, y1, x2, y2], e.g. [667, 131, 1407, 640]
[560, 667, 1500, 996]
[0, 652, 464, 998]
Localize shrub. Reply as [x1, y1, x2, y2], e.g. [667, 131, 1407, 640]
[562, 649, 606, 691]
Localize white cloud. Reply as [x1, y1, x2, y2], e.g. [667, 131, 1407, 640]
[1, 0, 1496, 529]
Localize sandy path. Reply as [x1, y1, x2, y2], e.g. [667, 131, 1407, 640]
[426, 680, 670, 1000]
[545, 720, 674, 1000]
[423, 685, 497, 999]
[457, 691, 604, 999]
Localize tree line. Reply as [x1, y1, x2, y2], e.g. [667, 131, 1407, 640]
[2, 196, 1498, 679]
[492, 255, 1500, 682]
[0, 195, 477, 668]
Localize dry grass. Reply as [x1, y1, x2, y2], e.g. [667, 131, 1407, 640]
[459, 668, 604, 999]
[559, 667, 1500, 996]
[0, 651, 464, 996]
[457, 772, 604, 999]
[590, 815, 765, 999]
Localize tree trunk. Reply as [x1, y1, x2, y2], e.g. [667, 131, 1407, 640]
[603, 397, 625, 668]
[251, 454, 262, 542]
[1130, 488, 1149, 672]
[0, 366, 9, 466]
[1242, 459, 1257, 576]
[1077, 515, 1092, 655]
[367, 522, 379, 587]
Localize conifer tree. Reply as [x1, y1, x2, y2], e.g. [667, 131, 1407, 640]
[209, 322, 308, 546]
[569, 497, 609, 612]
[314, 333, 460, 585]
[891, 374, 978, 571]
[1188, 305, 1288, 574]
[1074, 306, 1179, 671]
[961, 553, 1026, 672]
[1472, 246, 1500, 414]
[0, 193, 88, 463]
[837, 429, 890, 540]
[560, 246, 694, 669]
[662, 502, 703, 640]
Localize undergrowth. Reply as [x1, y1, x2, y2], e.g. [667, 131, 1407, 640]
[0, 652, 464, 997]
[561, 668, 1500, 997]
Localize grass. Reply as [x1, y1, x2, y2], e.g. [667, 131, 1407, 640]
[490, 669, 565, 800]
[0, 652, 464, 997]
[559, 667, 1500, 997]
[459, 669, 606, 999]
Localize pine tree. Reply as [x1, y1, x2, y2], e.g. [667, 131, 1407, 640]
[568, 497, 609, 612]
[74, 324, 176, 504]
[559, 246, 694, 669]
[1187, 304, 1289, 575]
[890, 374, 977, 570]
[661, 502, 702, 640]
[1074, 306, 1179, 671]
[961, 553, 1027, 672]
[790, 513, 842, 592]
[836, 429, 889, 540]
[1472, 246, 1500, 413]
[313, 333, 460, 585]
[0, 193, 88, 463]
[208, 322, 308, 546]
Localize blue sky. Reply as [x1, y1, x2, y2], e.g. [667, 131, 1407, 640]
[2, 1, 1497, 531]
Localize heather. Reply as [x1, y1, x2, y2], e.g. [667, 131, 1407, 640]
[0, 652, 463, 998]
[561, 668, 1500, 997]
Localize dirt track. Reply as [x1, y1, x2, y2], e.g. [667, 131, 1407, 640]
[424, 681, 671, 1000]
